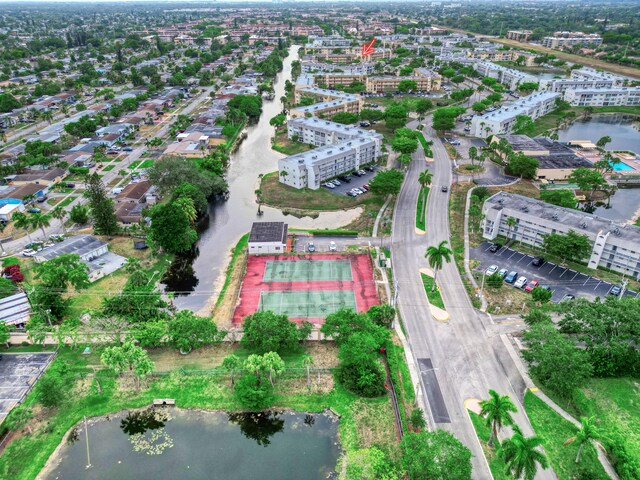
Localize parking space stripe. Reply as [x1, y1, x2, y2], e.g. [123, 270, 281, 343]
[594, 281, 602, 290]
[559, 268, 568, 278]
[549, 264, 557, 274]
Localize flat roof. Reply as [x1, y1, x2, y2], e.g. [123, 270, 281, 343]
[37, 234, 107, 261]
[249, 222, 288, 244]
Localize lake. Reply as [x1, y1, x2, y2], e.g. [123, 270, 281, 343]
[41, 409, 341, 480]
[556, 113, 640, 152]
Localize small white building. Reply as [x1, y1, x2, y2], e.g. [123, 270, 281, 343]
[248, 222, 288, 255]
[0, 203, 24, 222]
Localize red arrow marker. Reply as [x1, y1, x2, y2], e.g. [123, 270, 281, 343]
[361, 38, 376, 57]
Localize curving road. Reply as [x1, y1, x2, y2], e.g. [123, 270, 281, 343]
[391, 115, 556, 479]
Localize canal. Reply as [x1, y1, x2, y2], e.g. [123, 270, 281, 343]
[167, 46, 361, 313]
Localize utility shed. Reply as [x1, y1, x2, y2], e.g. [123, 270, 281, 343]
[248, 222, 288, 255]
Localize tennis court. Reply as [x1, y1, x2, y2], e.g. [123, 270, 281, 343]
[263, 259, 353, 282]
[258, 289, 357, 318]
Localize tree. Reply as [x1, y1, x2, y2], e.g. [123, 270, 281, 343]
[368, 169, 404, 196]
[505, 153, 538, 179]
[500, 425, 549, 480]
[148, 156, 227, 198]
[29, 212, 50, 238]
[487, 272, 504, 289]
[149, 202, 198, 254]
[167, 310, 226, 353]
[398, 79, 418, 93]
[564, 416, 599, 464]
[269, 113, 286, 131]
[517, 82, 539, 93]
[132, 321, 167, 348]
[332, 112, 359, 124]
[68, 204, 89, 225]
[101, 341, 155, 389]
[568, 168, 606, 202]
[0, 321, 11, 347]
[505, 216, 517, 240]
[479, 389, 518, 448]
[409, 408, 426, 431]
[86, 173, 118, 235]
[241, 310, 310, 354]
[596, 136, 611, 149]
[432, 106, 466, 133]
[415, 98, 433, 117]
[540, 189, 576, 209]
[0, 93, 21, 113]
[472, 101, 487, 113]
[367, 304, 395, 327]
[542, 230, 591, 265]
[531, 286, 553, 304]
[424, 240, 453, 291]
[49, 205, 67, 235]
[38, 374, 65, 408]
[32, 254, 90, 319]
[345, 447, 399, 480]
[12, 212, 33, 243]
[418, 170, 432, 215]
[222, 354, 242, 386]
[302, 354, 313, 387]
[384, 103, 408, 129]
[235, 373, 275, 410]
[522, 323, 593, 397]
[391, 135, 418, 155]
[400, 430, 472, 480]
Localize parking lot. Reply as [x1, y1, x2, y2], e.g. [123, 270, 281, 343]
[294, 235, 390, 253]
[0, 352, 56, 421]
[471, 241, 638, 302]
[322, 167, 377, 196]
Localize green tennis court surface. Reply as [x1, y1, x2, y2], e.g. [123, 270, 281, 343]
[258, 290, 357, 318]
[263, 259, 353, 282]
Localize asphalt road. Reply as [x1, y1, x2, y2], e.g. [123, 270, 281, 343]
[392, 114, 556, 478]
[472, 241, 638, 302]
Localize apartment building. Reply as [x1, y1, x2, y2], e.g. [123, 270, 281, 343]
[506, 30, 532, 42]
[468, 49, 536, 67]
[306, 35, 353, 49]
[301, 61, 375, 75]
[470, 91, 561, 137]
[291, 87, 363, 118]
[365, 74, 441, 93]
[564, 87, 640, 107]
[279, 119, 382, 190]
[473, 61, 537, 90]
[541, 32, 603, 49]
[482, 192, 640, 278]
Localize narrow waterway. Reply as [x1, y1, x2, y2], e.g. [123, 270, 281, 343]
[168, 46, 361, 313]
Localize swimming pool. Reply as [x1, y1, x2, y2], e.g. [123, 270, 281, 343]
[611, 160, 635, 171]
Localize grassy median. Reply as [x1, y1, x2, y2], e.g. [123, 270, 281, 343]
[420, 273, 445, 310]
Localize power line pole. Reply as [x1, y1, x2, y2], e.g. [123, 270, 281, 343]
[84, 416, 92, 469]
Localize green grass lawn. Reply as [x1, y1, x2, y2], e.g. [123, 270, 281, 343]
[420, 273, 445, 310]
[524, 391, 608, 480]
[128, 160, 141, 169]
[468, 411, 512, 480]
[102, 165, 115, 172]
[416, 187, 429, 231]
[271, 130, 313, 156]
[57, 196, 77, 208]
[137, 159, 154, 169]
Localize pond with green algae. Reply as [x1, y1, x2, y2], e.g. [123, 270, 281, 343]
[41, 409, 341, 480]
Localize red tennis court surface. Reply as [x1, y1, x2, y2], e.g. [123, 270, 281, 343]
[233, 254, 379, 324]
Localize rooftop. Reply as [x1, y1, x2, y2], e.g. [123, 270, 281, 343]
[249, 222, 288, 244]
[36, 234, 107, 262]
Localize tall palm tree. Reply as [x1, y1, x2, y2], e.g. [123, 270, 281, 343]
[0, 129, 7, 143]
[500, 425, 549, 480]
[42, 110, 54, 124]
[417, 170, 433, 218]
[13, 212, 34, 243]
[506, 216, 517, 240]
[50, 206, 67, 235]
[563, 416, 598, 464]
[30, 212, 50, 238]
[468, 146, 478, 166]
[479, 389, 518, 447]
[424, 240, 453, 291]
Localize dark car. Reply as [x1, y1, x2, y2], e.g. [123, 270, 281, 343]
[504, 271, 518, 284]
[441, 185, 448, 192]
[532, 256, 545, 267]
[488, 243, 501, 253]
[66, 183, 76, 188]
[338, 176, 351, 183]
[609, 285, 622, 296]
[352, 171, 362, 177]
[36, 196, 47, 203]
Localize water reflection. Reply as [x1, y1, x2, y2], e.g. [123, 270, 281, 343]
[122, 409, 174, 456]
[227, 411, 285, 447]
[161, 249, 200, 295]
[121, 409, 168, 436]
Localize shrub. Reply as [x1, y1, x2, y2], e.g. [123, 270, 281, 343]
[234, 375, 275, 410]
[38, 375, 65, 408]
[486, 273, 503, 289]
[337, 361, 386, 397]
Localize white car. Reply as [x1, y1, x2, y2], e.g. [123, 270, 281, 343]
[329, 241, 337, 252]
[514, 276, 528, 289]
[323, 182, 335, 189]
[485, 265, 499, 276]
[21, 249, 36, 257]
[332, 179, 341, 186]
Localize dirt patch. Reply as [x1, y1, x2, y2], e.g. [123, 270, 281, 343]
[212, 249, 248, 328]
[280, 374, 334, 395]
[487, 180, 539, 199]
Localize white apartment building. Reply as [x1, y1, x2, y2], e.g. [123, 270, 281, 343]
[542, 32, 603, 49]
[564, 87, 640, 107]
[473, 61, 537, 90]
[470, 91, 561, 137]
[482, 192, 640, 278]
[290, 86, 363, 118]
[279, 118, 382, 190]
[305, 35, 353, 49]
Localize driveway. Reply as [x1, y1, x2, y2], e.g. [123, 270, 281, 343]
[0, 352, 56, 422]
[471, 241, 638, 302]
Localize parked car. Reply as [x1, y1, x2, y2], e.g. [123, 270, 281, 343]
[488, 243, 501, 253]
[21, 249, 36, 257]
[608, 285, 622, 296]
[323, 182, 335, 189]
[307, 242, 316, 253]
[561, 294, 575, 302]
[514, 276, 528, 289]
[357, 169, 366, 176]
[332, 179, 341, 186]
[27, 207, 41, 214]
[504, 271, 518, 284]
[497, 268, 508, 278]
[532, 256, 545, 267]
[524, 279, 539, 292]
[365, 165, 374, 172]
[36, 196, 47, 203]
[485, 265, 499, 276]
[352, 170, 362, 177]
[123, 147, 133, 152]
[329, 241, 337, 252]
[361, 185, 369, 192]
[66, 183, 76, 188]
[338, 176, 351, 183]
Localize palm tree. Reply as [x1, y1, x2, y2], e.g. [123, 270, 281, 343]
[505, 216, 517, 240]
[222, 354, 241, 387]
[500, 425, 549, 480]
[468, 146, 477, 166]
[424, 240, 453, 291]
[417, 170, 433, 215]
[302, 354, 313, 388]
[42, 110, 54, 124]
[479, 389, 518, 448]
[0, 129, 7, 143]
[564, 416, 598, 464]
[30, 213, 50, 238]
[49, 206, 67, 235]
[13, 212, 34, 243]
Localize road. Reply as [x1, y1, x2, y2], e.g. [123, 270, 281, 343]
[392, 114, 556, 478]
